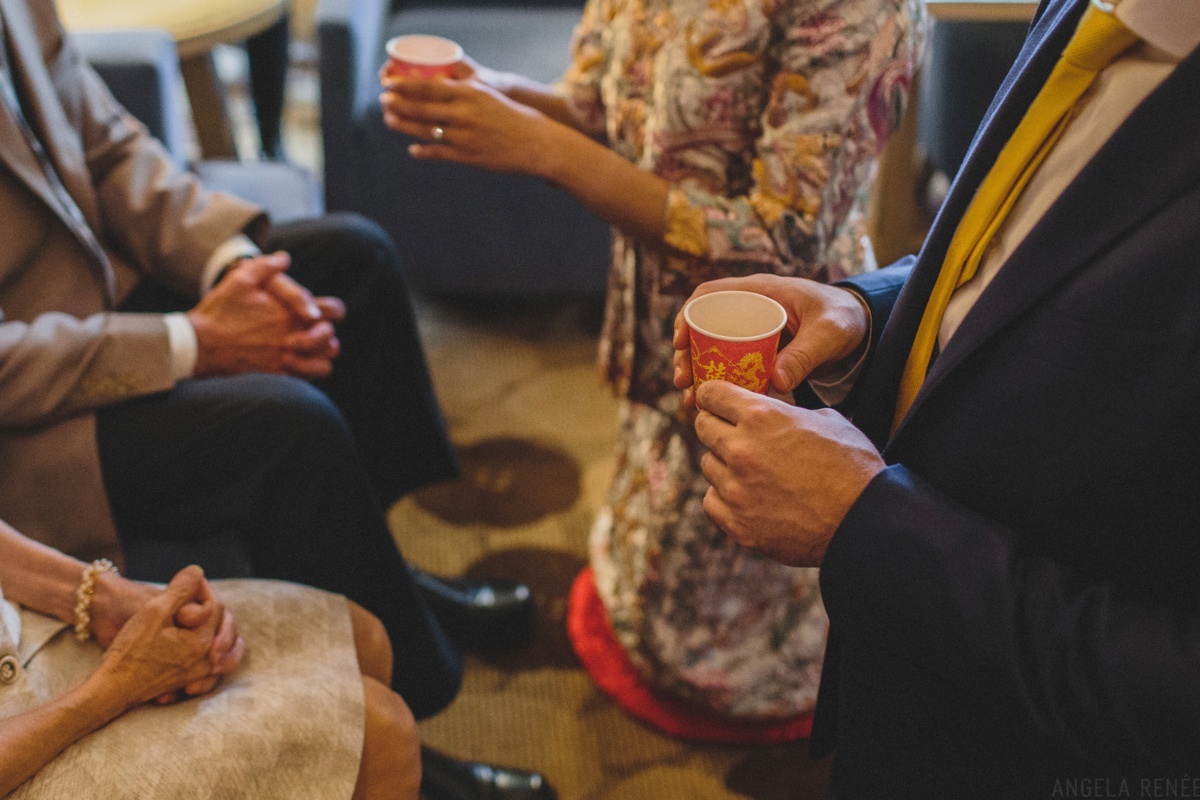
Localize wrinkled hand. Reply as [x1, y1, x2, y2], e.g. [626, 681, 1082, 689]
[160, 577, 244, 703]
[89, 571, 245, 704]
[379, 75, 553, 175]
[87, 572, 159, 650]
[673, 274, 870, 418]
[693, 380, 885, 567]
[187, 252, 344, 379]
[91, 566, 228, 712]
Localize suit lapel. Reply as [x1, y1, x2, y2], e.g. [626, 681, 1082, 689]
[0, 8, 65, 224]
[917, 43, 1200, 412]
[853, 0, 1084, 446]
[0, 0, 114, 302]
[1, 0, 102, 226]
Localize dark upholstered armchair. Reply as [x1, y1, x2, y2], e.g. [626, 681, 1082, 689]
[315, 0, 611, 296]
[916, 19, 1030, 183]
[74, 27, 324, 226]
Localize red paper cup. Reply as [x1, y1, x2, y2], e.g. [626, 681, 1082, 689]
[684, 290, 787, 394]
[383, 34, 464, 79]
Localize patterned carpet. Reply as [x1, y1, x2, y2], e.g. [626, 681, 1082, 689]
[390, 297, 831, 800]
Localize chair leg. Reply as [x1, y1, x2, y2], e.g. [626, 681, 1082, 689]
[246, 12, 290, 160]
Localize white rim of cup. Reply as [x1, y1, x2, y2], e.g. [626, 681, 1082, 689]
[385, 35, 464, 67]
[683, 290, 788, 342]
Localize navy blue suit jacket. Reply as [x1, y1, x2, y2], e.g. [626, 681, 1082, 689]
[810, 0, 1200, 794]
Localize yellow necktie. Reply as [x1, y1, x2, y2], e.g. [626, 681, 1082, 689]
[891, 1, 1138, 434]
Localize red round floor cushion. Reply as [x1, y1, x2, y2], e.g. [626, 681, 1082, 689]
[566, 566, 813, 743]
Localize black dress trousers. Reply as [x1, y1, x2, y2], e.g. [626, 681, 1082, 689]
[96, 213, 462, 719]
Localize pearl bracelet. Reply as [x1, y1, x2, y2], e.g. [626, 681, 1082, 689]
[74, 558, 118, 642]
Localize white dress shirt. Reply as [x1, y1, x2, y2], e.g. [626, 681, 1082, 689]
[162, 234, 261, 379]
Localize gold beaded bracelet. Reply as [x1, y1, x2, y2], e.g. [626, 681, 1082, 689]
[74, 558, 118, 642]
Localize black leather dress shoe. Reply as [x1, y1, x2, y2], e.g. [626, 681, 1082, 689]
[409, 566, 536, 650]
[420, 747, 556, 800]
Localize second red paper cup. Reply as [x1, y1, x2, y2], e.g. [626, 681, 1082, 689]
[384, 34, 464, 78]
[684, 290, 787, 394]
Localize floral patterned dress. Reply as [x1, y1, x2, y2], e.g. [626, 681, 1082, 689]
[556, 0, 924, 719]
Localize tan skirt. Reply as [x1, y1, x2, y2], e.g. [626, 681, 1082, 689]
[11, 580, 364, 800]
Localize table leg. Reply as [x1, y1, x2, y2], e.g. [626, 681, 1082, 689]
[179, 50, 239, 160]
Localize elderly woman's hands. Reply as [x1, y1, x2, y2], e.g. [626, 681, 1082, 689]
[164, 577, 245, 702]
[88, 566, 244, 707]
[87, 572, 158, 649]
[87, 566, 235, 713]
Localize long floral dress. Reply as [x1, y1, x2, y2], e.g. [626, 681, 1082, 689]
[556, 0, 924, 719]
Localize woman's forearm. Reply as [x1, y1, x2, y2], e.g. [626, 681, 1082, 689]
[486, 70, 579, 128]
[536, 122, 670, 243]
[0, 520, 88, 625]
[0, 675, 126, 796]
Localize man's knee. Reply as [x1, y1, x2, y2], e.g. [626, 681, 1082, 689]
[217, 373, 347, 429]
[98, 372, 349, 463]
[321, 212, 399, 263]
[326, 213, 406, 292]
[269, 212, 406, 291]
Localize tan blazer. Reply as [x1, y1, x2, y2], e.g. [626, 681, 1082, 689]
[0, 0, 263, 564]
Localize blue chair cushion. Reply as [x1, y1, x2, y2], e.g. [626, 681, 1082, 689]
[194, 160, 325, 224]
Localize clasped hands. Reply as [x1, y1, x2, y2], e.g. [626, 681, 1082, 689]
[672, 275, 887, 567]
[88, 565, 243, 712]
[186, 252, 346, 379]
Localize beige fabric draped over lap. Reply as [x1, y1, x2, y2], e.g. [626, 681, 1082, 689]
[1, 580, 364, 800]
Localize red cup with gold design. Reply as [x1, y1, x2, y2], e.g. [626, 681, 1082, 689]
[684, 290, 787, 395]
[383, 34, 464, 79]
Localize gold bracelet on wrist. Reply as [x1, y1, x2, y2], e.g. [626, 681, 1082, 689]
[74, 558, 118, 642]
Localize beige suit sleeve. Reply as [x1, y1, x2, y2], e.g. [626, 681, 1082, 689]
[0, 310, 174, 431]
[50, 21, 266, 298]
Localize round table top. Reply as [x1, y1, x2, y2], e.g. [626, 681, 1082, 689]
[57, 0, 287, 58]
[924, 0, 1036, 21]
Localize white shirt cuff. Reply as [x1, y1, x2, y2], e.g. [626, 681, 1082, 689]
[163, 312, 198, 380]
[808, 355, 866, 407]
[201, 235, 261, 294]
[807, 291, 873, 407]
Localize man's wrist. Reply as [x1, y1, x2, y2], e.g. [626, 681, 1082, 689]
[808, 289, 872, 405]
[201, 236, 260, 294]
[163, 313, 198, 380]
